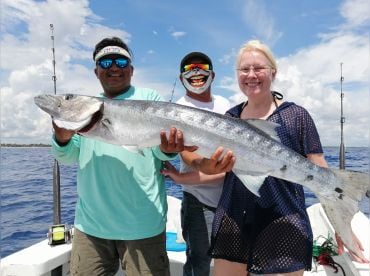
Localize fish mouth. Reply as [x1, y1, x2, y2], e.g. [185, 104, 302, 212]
[34, 94, 104, 131]
[187, 75, 209, 88]
[77, 107, 104, 133]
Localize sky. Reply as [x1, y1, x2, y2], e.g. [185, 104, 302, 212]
[0, 0, 369, 147]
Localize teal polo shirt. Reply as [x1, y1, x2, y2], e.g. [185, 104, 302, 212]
[52, 86, 177, 239]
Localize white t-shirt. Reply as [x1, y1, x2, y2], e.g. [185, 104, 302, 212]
[176, 94, 231, 208]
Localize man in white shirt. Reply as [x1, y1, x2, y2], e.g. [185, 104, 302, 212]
[174, 52, 230, 275]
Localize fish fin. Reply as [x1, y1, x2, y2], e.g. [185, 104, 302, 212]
[233, 170, 267, 197]
[122, 146, 145, 156]
[245, 119, 281, 142]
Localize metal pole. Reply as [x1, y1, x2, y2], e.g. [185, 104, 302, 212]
[339, 62, 345, 170]
[50, 24, 61, 225]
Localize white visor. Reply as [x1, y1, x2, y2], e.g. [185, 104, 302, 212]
[94, 46, 131, 61]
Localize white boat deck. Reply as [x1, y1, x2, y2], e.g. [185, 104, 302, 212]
[304, 203, 370, 276]
[0, 239, 71, 276]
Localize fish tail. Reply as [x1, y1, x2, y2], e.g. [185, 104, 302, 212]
[318, 169, 369, 260]
[332, 169, 369, 202]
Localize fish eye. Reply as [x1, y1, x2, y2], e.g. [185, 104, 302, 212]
[65, 94, 74, 100]
[102, 118, 111, 126]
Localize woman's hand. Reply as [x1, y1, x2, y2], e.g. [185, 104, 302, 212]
[335, 232, 369, 263]
[194, 147, 235, 174]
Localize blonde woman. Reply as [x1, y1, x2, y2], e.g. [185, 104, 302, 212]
[201, 40, 367, 276]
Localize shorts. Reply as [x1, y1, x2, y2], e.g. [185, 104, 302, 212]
[70, 228, 170, 276]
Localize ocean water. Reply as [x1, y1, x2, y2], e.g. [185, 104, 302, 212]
[0, 146, 369, 258]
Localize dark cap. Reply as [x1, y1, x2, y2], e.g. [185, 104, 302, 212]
[180, 52, 213, 72]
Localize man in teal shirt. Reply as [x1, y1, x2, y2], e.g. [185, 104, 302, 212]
[52, 37, 194, 276]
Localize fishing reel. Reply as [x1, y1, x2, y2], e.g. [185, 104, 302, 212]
[47, 224, 73, 245]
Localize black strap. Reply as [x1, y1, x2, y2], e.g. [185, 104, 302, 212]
[272, 91, 283, 100]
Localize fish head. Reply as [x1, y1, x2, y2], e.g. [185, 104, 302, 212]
[34, 94, 103, 131]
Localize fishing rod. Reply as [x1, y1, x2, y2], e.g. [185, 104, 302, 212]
[47, 28, 72, 274]
[339, 62, 345, 170]
[50, 23, 62, 226]
[339, 65, 368, 198]
[48, 24, 71, 276]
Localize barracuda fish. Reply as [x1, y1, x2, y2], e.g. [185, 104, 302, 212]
[34, 94, 369, 260]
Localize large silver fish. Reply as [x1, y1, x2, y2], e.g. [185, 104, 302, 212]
[34, 94, 369, 260]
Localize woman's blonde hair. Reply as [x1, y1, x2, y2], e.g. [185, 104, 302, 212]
[236, 40, 277, 76]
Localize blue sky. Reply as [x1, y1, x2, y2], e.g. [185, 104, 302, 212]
[1, 0, 369, 147]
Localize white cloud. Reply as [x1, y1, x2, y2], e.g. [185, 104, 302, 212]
[240, 0, 283, 45]
[271, 9, 369, 146]
[340, 0, 370, 28]
[1, 0, 42, 30]
[243, 32, 369, 147]
[167, 26, 186, 40]
[171, 31, 186, 40]
[0, 0, 130, 144]
[219, 48, 237, 65]
[282, 33, 369, 84]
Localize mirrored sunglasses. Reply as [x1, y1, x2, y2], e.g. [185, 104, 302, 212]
[97, 58, 130, 69]
[183, 63, 210, 72]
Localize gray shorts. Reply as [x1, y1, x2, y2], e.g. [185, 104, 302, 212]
[70, 228, 170, 276]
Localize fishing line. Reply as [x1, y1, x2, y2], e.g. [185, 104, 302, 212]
[169, 77, 177, 103]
